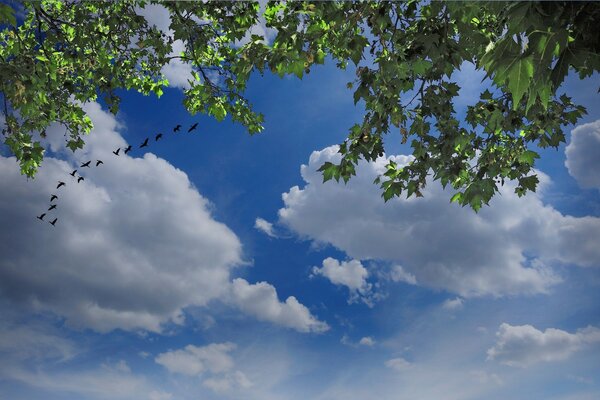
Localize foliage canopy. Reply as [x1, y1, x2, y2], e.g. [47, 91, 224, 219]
[1, 1, 598, 210]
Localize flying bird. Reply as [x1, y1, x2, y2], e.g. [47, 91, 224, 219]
[155, 133, 163, 141]
[77, 176, 84, 183]
[124, 145, 132, 154]
[188, 122, 198, 132]
[80, 160, 91, 168]
[57, 181, 66, 189]
[49, 218, 57, 226]
[139, 138, 149, 148]
[96, 160, 104, 166]
[37, 213, 46, 221]
[113, 148, 120, 156]
[48, 204, 57, 211]
[50, 194, 58, 202]
[69, 169, 77, 176]
[173, 124, 181, 132]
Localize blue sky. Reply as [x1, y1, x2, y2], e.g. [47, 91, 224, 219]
[1, 6, 600, 400]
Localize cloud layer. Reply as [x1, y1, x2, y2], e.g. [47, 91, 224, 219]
[278, 146, 600, 297]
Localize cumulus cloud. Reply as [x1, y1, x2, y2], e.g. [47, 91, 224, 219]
[565, 119, 600, 190]
[359, 336, 376, 347]
[255, 217, 277, 238]
[278, 146, 600, 297]
[487, 323, 600, 367]
[311, 257, 373, 305]
[228, 278, 329, 333]
[155, 342, 252, 393]
[442, 297, 464, 311]
[341, 335, 376, 347]
[0, 102, 325, 333]
[385, 357, 412, 371]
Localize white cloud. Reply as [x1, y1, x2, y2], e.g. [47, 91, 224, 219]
[155, 342, 252, 394]
[255, 217, 277, 238]
[565, 119, 600, 190]
[155, 342, 236, 376]
[0, 102, 324, 334]
[341, 335, 376, 347]
[385, 357, 412, 371]
[442, 297, 464, 311]
[389, 265, 417, 285]
[487, 323, 600, 367]
[278, 146, 600, 297]
[228, 278, 329, 333]
[359, 336, 376, 347]
[311, 257, 373, 305]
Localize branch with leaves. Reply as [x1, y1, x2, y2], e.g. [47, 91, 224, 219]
[0, 1, 598, 210]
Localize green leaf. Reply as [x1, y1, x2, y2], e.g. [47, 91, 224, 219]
[508, 56, 534, 109]
[318, 162, 338, 182]
[0, 4, 16, 26]
[450, 192, 463, 204]
[517, 150, 539, 166]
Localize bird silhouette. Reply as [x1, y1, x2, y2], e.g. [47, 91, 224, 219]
[57, 181, 66, 189]
[173, 124, 181, 132]
[77, 176, 84, 183]
[139, 138, 149, 148]
[48, 204, 57, 211]
[124, 145, 132, 154]
[80, 161, 91, 168]
[188, 123, 198, 132]
[69, 169, 77, 177]
[113, 148, 120, 156]
[155, 133, 163, 141]
[96, 160, 104, 166]
[37, 213, 46, 221]
[50, 194, 58, 202]
[49, 218, 57, 226]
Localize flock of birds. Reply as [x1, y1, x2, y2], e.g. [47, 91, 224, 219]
[36, 122, 200, 226]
